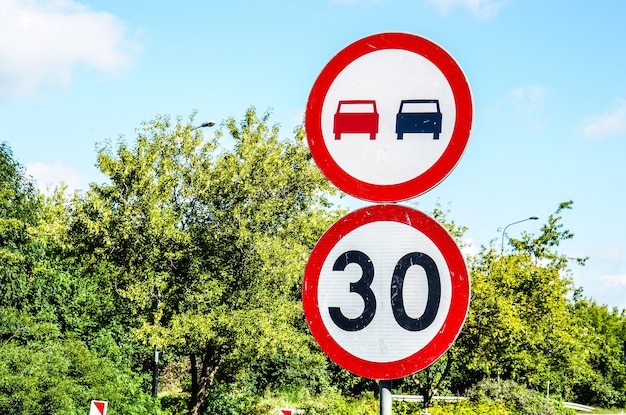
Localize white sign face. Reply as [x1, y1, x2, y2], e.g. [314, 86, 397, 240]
[318, 220, 453, 363]
[321, 49, 456, 186]
[306, 32, 472, 202]
[303, 205, 470, 380]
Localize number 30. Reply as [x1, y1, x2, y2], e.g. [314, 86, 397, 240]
[328, 250, 441, 332]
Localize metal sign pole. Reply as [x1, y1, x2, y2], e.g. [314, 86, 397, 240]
[152, 348, 159, 397]
[380, 380, 392, 415]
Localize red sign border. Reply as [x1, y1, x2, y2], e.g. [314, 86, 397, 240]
[302, 204, 470, 380]
[305, 32, 473, 202]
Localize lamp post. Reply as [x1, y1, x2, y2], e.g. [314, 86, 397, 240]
[152, 119, 215, 398]
[501, 216, 539, 253]
[194, 120, 216, 129]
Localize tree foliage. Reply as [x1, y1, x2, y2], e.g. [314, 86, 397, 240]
[465, 379, 574, 415]
[0, 307, 160, 415]
[67, 108, 341, 414]
[453, 201, 625, 405]
[569, 299, 626, 406]
[0, 142, 42, 309]
[2, 112, 626, 414]
[0, 143, 157, 415]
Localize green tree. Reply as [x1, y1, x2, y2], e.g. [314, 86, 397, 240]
[0, 143, 157, 414]
[569, 298, 626, 406]
[68, 108, 341, 415]
[0, 142, 42, 309]
[454, 202, 588, 399]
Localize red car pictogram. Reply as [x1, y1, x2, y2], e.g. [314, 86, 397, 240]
[333, 100, 379, 140]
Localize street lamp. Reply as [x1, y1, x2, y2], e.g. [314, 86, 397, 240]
[194, 120, 216, 129]
[501, 216, 539, 253]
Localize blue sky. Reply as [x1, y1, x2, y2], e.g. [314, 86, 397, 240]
[1, 0, 625, 310]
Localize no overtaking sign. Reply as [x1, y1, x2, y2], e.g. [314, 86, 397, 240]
[305, 32, 472, 202]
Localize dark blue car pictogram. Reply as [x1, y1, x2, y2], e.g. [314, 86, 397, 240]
[395, 99, 442, 140]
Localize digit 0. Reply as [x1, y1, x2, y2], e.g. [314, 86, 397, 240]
[391, 252, 440, 331]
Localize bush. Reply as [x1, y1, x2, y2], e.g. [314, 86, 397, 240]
[0, 336, 161, 415]
[429, 400, 511, 415]
[466, 379, 575, 415]
[298, 390, 378, 415]
[248, 388, 378, 415]
[393, 398, 511, 415]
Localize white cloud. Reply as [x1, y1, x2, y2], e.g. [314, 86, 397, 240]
[26, 160, 84, 194]
[595, 245, 621, 263]
[426, 0, 508, 19]
[484, 84, 549, 135]
[601, 273, 626, 289]
[509, 85, 548, 116]
[579, 101, 626, 140]
[0, 0, 138, 100]
[485, 84, 549, 125]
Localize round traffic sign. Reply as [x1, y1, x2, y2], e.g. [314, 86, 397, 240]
[302, 204, 469, 380]
[306, 32, 472, 202]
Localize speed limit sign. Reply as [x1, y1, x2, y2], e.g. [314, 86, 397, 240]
[302, 204, 469, 380]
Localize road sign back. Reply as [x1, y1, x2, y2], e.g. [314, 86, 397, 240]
[306, 32, 472, 202]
